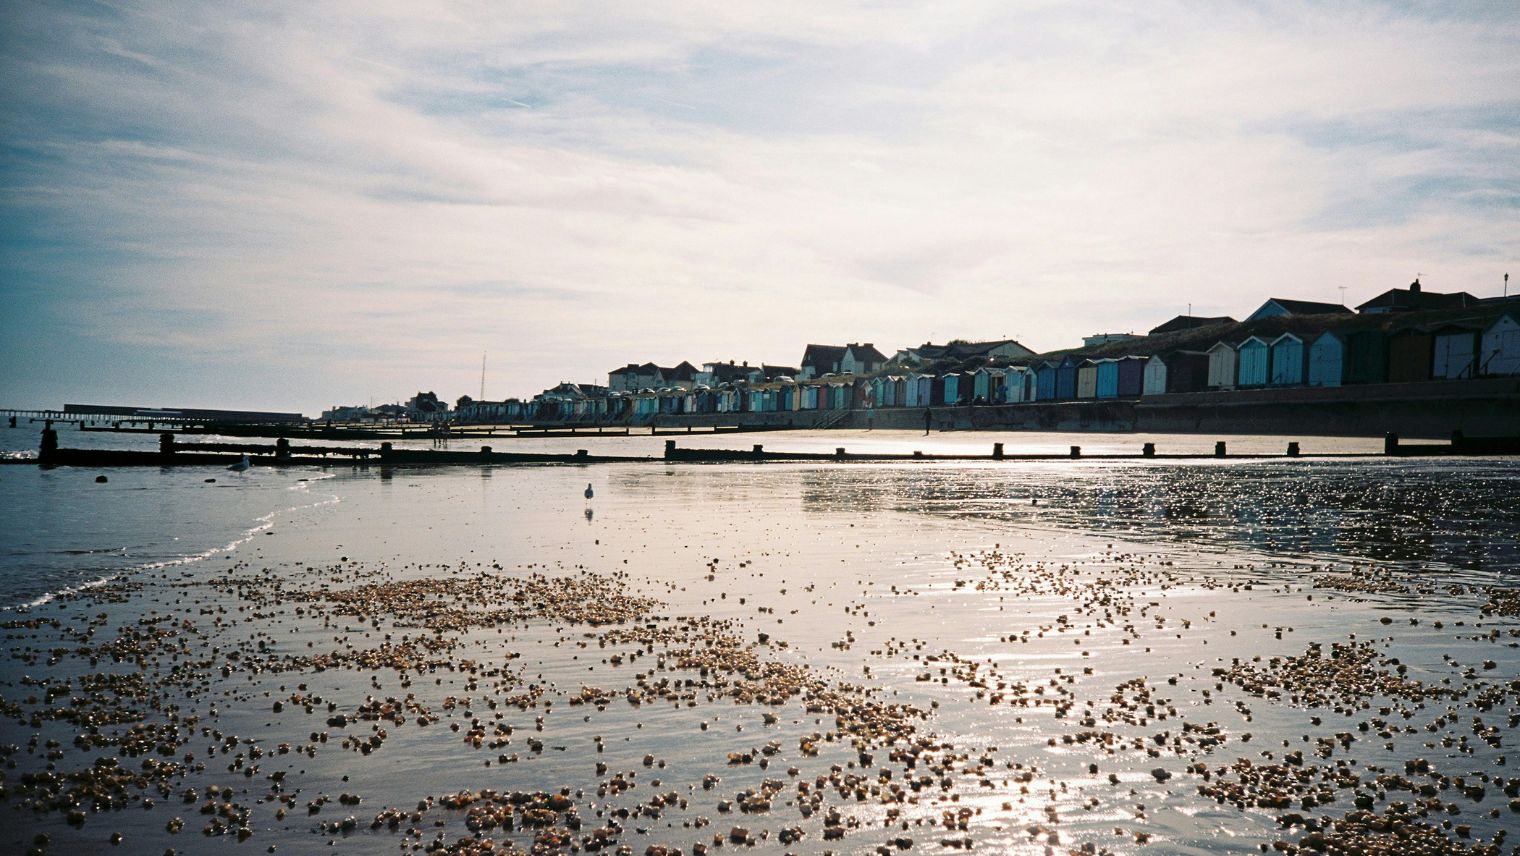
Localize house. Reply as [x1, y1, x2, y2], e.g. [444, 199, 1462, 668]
[609, 363, 661, 392]
[1206, 342, 1238, 390]
[1148, 315, 1237, 336]
[1094, 359, 1120, 399]
[1356, 279, 1478, 314]
[1075, 361, 1098, 399]
[406, 391, 448, 423]
[892, 339, 1035, 366]
[1430, 324, 1482, 380]
[1236, 337, 1270, 387]
[1481, 310, 1520, 376]
[1306, 332, 1344, 387]
[799, 344, 848, 379]
[1116, 356, 1148, 397]
[1268, 333, 1307, 386]
[698, 361, 762, 387]
[1244, 298, 1352, 322]
[1387, 328, 1434, 383]
[841, 343, 888, 375]
[761, 364, 799, 380]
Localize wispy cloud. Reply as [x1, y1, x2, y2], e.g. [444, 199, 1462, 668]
[2, 0, 1516, 411]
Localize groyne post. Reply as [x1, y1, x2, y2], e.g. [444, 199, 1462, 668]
[39, 426, 58, 466]
[993, 443, 1004, 460]
[481, 446, 492, 456]
[1215, 441, 1227, 457]
[664, 440, 676, 461]
[835, 447, 846, 458]
[380, 442, 394, 463]
[1286, 442, 1300, 457]
[1384, 432, 1399, 455]
[159, 432, 176, 460]
[276, 437, 291, 460]
[1450, 430, 1465, 454]
[1142, 442, 1155, 457]
[752, 444, 764, 460]
[1070, 445, 1081, 459]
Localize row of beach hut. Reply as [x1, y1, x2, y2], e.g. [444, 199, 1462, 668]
[562, 310, 1520, 420]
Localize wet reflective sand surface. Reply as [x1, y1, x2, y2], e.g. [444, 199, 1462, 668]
[2, 446, 1517, 855]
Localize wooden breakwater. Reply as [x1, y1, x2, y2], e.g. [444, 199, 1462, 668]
[21, 429, 1520, 469]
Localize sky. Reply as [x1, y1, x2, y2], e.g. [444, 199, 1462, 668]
[1, 1, 1517, 415]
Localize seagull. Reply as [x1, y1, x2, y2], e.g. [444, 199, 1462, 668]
[584, 483, 594, 501]
[227, 454, 251, 473]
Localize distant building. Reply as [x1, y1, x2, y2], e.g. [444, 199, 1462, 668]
[320, 404, 373, 422]
[406, 391, 448, 423]
[841, 343, 887, 375]
[890, 339, 1034, 366]
[1244, 298, 1352, 322]
[799, 344, 848, 378]
[1356, 279, 1478, 314]
[1148, 315, 1236, 336]
[608, 361, 699, 391]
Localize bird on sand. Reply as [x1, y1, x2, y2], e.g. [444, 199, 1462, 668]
[228, 454, 251, 473]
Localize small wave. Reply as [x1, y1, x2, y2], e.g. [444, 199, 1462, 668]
[7, 473, 343, 611]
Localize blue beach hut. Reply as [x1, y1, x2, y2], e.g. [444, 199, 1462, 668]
[1269, 333, 1306, 386]
[1094, 359, 1120, 399]
[1236, 337, 1270, 387]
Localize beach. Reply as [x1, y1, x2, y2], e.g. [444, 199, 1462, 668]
[1, 432, 1517, 855]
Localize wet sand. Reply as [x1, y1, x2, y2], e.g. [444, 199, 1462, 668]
[2, 459, 1517, 855]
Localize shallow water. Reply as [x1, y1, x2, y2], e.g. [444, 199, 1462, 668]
[1, 441, 1516, 855]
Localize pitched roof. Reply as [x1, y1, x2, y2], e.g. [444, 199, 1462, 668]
[845, 343, 888, 363]
[760, 364, 798, 378]
[1356, 285, 1477, 313]
[1262, 298, 1353, 316]
[1148, 315, 1236, 336]
[801, 344, 847, 367]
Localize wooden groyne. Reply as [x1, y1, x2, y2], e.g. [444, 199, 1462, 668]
[20, 429, 1520, 470]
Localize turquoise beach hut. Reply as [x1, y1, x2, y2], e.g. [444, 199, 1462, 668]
[1236, 336, 1270, 387]
[1094, 359, 1120, 399]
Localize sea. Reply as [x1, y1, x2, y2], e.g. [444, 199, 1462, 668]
[1, 423, 1517, 855]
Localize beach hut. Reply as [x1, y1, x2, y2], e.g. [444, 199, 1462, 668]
[1307, 332, 1344, 387]
[891, 376, 908, 407]
[1055, 356, 1080, 400]
[1094, 359, 1120, 399]
[1035, 361, 1056, 401]
[1269, 333, 1306, 386]
[1344, 330, 1387, 384]
[830, 382, 849, 410]
[1481, 310, 1520, 376]
[1387, 328, 1433, 383]
[904, 374, 922, 408]
[1004, 367, 1029, 403]
[1431, 325, 1481, 380]
[1236, 336, 1270, 387]
[938, 373, 960, 405]
[1075, 361, 1098, 399]
[1116, 356, 1147, 397]
[1206, 341, 1237, 390]
[1142, 354, 1170, 396]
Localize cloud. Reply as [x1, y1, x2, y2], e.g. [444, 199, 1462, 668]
[1, 0, 1517, 412]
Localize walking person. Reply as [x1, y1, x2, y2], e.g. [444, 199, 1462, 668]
[923, 407, 932, 436]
